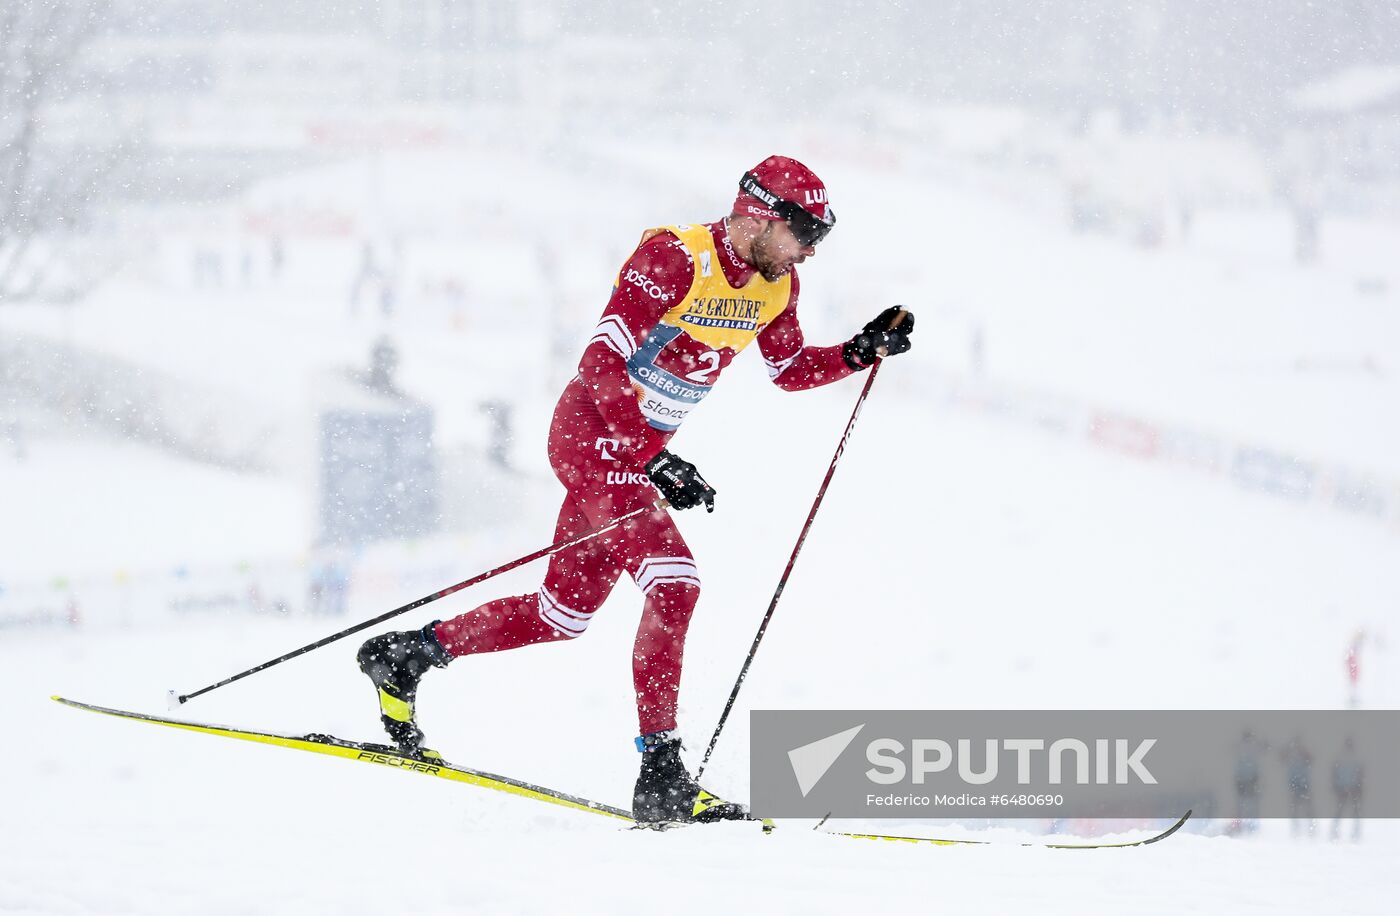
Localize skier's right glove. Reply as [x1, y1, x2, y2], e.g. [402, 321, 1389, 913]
[645, 449, 716, 513]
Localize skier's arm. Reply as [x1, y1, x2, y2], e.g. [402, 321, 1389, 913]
[577, 233, 694, 465]
[755, 274, 860, 392]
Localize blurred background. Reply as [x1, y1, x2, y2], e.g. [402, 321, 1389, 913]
[3, 0, 1399, 873]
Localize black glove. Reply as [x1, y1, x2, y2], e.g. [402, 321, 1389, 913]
[645, 449, 716, 513]
[842, 306, 915, 370]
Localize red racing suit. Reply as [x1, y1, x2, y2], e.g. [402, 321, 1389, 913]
[433, 219, 857, 736]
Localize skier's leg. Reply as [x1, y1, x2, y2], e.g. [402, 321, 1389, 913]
[358, 492, 623, 753]
[604, 507, 747, 823]
[556, 484, 701, 738]
[628, 537, 701, 737]
[432, 493, 625, 655]
[378, 391, 639, 688]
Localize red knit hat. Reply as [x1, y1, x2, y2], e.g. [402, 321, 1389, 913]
[734, 155, 831, 222]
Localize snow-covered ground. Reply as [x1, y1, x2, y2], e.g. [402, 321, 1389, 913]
[3, 134, 1397, 913]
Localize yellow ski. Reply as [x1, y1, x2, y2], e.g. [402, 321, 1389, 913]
[53, 696, 633, 821]
[821, 809, 1192, 849]
[54, 697, 1186, 848]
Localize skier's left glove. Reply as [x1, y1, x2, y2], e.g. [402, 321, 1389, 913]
[645, 449, 716, 513]
[842, 306, 915, 370]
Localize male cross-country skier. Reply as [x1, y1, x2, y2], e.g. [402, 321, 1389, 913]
[357, 155, 915, 824]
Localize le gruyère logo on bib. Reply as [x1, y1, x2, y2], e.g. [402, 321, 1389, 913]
[679, 296, 765, 331]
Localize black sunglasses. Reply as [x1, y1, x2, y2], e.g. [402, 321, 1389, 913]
[739, 171, 836, 247]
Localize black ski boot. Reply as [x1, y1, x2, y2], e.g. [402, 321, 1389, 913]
[632, 732, 750, 825]
[356, 622, 452, 756]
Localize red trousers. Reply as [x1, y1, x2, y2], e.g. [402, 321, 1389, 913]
[433, 382, 698, 736]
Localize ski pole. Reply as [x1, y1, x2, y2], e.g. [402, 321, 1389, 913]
[696, 310, 906, 777]
[174, 500, 666, 705]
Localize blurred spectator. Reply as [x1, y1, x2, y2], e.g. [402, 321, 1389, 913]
[192, 245, 224, 289]
[364, 336, 402, 397]
[1279, 735, 1314, 837]
[309, 549, 351, 616]
[480, 400, 514, 470]
[379, 277, 397, 317]
[1177, 196, 1194, 241]
[1233, 729, 1267, 834]
[1067, 180, 1100, 233]
[1330, 737, 1363, 841]
[444, 277, 466, 330]
[1281, 174, 1321, 264]
[349, 240, 379, 314]
[269, 236, 285, 281]
[1345, 630, 1364, 707]
[1292, 203, 1319, 264]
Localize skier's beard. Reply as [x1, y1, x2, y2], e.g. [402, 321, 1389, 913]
[750, 223, 792, 282]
